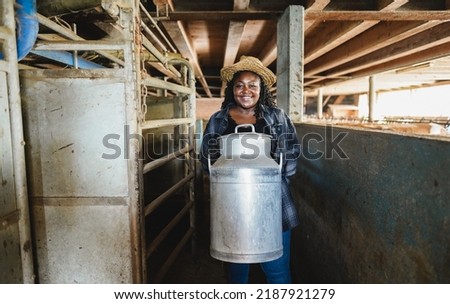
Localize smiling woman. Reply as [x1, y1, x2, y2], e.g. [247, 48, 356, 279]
[200, 55, 301, 284]
[228, 71, 261, 123]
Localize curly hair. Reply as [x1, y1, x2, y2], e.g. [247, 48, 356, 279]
[221, 71, 276, 119]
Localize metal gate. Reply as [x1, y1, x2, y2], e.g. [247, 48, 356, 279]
[138, 4, 196, 283]
[2, 0, 197, 283]
[0, 1, 34, 284]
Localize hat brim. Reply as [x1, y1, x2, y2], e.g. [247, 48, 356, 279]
[220, 56, 276, 88]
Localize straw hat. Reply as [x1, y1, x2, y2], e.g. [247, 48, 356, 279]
[220, 55, 276, 87]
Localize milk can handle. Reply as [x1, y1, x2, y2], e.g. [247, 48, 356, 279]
[207, 154, 212, 172]
[235, 124, 255, 133]
[278, 152, 283, 173]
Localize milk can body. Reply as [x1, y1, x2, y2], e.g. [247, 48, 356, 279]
[209, 124, 282, 263]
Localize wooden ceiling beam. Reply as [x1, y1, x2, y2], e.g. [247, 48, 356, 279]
[305, 10, 450, 21]
[305, 22, 450, 88]
[305, 20, 440, 76]
[326, 22, 450, 78]
[305, 0, 331, 31]
[305, 1, 409, 68]
[305, 20, 373, 64]
[377, 0, 409, 10]
[233, 0, 250, 11]
[152, 0, 212, 96]
[259, 34, 277, 67]
[165, 11, 281, 21]
[220, 0, 250, 96]
[161, 20, 212, 97]
[223, 21, 246, 68]
[222, 0, 250, 67]
[259, 1, 332, 68]
[352, 41, 450, 79]
[307, 0, 331, 9]
[307, 53, 450, 95]
[165, 10, 450, 21]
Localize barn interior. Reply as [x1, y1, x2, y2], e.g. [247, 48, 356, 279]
[1, 0, 449, 284]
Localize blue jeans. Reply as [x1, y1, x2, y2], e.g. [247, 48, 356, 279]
[225, 230, 292, 284]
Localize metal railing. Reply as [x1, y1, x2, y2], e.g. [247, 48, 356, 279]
[139, 3, 197, 282]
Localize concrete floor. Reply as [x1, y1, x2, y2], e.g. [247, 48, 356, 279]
[161, 208, 268, 284]
[161, 219, 227, 284]
[160, 179, 268, 284]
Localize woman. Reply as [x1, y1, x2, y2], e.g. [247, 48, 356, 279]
[200, 56, 300, 283]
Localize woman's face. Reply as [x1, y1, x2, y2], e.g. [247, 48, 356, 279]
[233, 71, 261, 111]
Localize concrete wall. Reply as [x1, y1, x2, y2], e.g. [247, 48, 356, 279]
[291, 123, 450, 283]
[21, 69, 134, 283]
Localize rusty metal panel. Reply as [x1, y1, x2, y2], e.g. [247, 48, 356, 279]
[20, 69, 134, 283]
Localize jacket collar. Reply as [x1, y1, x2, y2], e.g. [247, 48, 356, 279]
[216, 102, 271, 117]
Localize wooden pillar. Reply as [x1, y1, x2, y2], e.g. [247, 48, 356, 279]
[369, 76, 376, 122]
[277, 5, 304, 122]
[317, 88, 323, 119]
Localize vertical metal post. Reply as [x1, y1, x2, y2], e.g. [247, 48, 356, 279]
[72, 23, 78, 69]
[121, 2, 144, 283]
[168, 58, 197, 256]
[187, 65, 196, 257]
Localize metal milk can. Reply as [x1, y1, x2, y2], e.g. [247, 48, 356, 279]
[208, 124, 283, 263]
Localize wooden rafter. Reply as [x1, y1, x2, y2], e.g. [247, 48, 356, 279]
[304, 11, 450, 21]
[305, 20, 441, 77]
[160, 20, 212, 97]
[147, 1, 450, 97]
[305, 20, 375, 64]
[153, 0, 212, 97]
[257, 0, 331, 69]
[329, 22, 450, 77]
[304, 0, 331, 31]
[377, 0, 409, 10]
[220, 0, 250, 96]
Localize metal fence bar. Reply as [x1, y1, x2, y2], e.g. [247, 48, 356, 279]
[144, 172, 194, 217]
[139, 25, 197, 283]
[36, 13, 124, 66]
[141, 117, 194, 130]
[33, 40, 127, 51]
[152, 227, 194, 283]
[146, 201, 194, 258]
[142, 76, 194, 95]
[143, 145, 192, 174]
[141, 35, 181, 78]
[139, 2, 177, 53]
